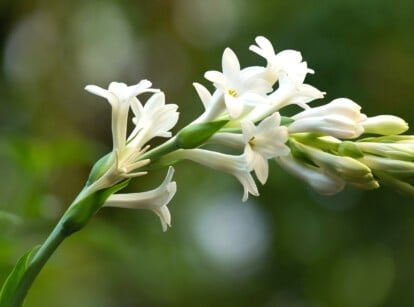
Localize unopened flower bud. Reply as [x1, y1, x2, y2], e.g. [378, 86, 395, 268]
[362, 115, 408, 135]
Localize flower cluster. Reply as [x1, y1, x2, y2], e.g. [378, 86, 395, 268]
[85, 81, 179, 230]
[84, 36, 411, 231]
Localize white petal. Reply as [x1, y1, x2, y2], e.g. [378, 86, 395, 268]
[239, 92, 269, 106]
[193, 82, 213, 109]
[240, 119, 256, 142]
[172, 149, 258, 201]
[254, 154, 269, 185]
[249, 36, 275, 60]
[224, 94, 244, 119]
[103, 167, 177, 231]
[204, 71, 227, 90]
[152, 205, 171, 232]
[257, 112, 281, 132]
[222, 48, 241, 78]
[128, 79, 153, 96]
[84, 85, 109, 99]
[275, 50, 302, 66]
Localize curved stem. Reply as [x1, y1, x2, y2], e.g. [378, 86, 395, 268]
[7, 222, 67, 307]
[0, 179, 129, 307]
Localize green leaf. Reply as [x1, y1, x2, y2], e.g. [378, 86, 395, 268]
[0, 245, 40, 307]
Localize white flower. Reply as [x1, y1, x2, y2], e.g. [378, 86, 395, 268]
[276, 154, 345, 195]
[169, 149, 258, 201]
[191, 83, 227, 123]
[128, 92, 179, 149]
[249, 36, 314, 85]
[85, 80, 158, 152]
[103, 167, 177, 231]
[204, 48, 272, 119]
[362, 115, 408, 135]
[85, 80, 179, 191]
[246, 74, 325, 123]
[268, 73, 325, 111]
[288, 98, 367, 138]
[241, 113, 290, 184]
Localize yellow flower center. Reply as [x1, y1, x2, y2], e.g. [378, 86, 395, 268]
[248, 136, 256, 146]
[228, 89, 238, 97]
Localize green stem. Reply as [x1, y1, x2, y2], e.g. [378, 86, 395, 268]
[7, 221, 67, 307]
[0, 179, 129, 307]
[139, 136, 179, 161]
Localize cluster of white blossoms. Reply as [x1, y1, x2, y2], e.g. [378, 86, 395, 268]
[84, 36, 411, 231]
[85, 81, 179, 231]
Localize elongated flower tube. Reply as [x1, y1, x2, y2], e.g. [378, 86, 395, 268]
[85, 80, 158, 153]
[104, 167, 177, 231]
[165, 149, 258, 201]
[288, 98, 367, 138]
[241, 113, 290, 184]
[276, 154, 345, 195]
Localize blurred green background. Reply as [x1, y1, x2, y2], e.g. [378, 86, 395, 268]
[1, 0, 414, 306]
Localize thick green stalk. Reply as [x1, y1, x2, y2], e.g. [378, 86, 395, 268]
[4, 221, 67, 307]
[0, 180, 129, 307]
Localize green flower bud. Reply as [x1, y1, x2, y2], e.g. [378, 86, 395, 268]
[291, 139, 378, 190]
[338, 141, 364, 158]
[176, 120, 228, 149]
[375, 170, 414, 197]
[359, 155, 414, 178]
[357, 142, 414, 161]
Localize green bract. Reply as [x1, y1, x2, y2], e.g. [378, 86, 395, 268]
[176, 120, 228, 149]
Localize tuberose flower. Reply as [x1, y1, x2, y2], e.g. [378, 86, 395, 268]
[241, 113, 290, 184]
[85, 80, 179, 190]
[204, 48, 272, 119]
[249, 35, 314, 85]
[104, 167, 177, 231]
[128, 92, 179, 149]
[85, 80, 158, 152]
